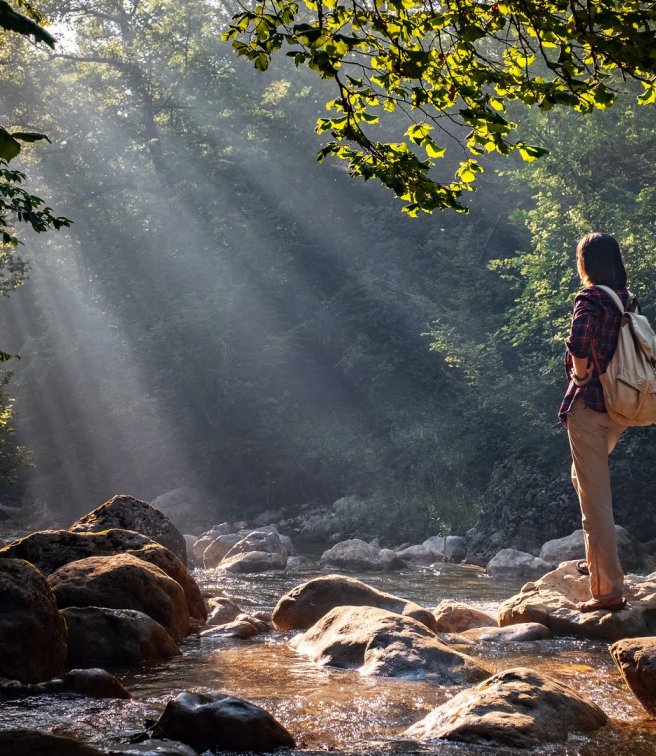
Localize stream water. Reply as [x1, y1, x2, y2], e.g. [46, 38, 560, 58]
[2, 560, 656, 755]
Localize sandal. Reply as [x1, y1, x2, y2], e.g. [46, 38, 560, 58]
[577, 596, 627, 613]
[576, 560, 590, 576]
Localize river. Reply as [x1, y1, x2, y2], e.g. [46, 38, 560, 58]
[1, 560, 656, 754]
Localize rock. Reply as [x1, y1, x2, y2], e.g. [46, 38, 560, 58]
[404, 667, 607, 747]
[216, 530, 288, 573]
[183, 535, 196, 565]
[422, 536, 467, 563]
[458, 623, 553, 642]
[0, 730, 105, 756]
[332, 495, 366, 518]
[0, 668, 131, 700]
[272, 574, 439, 633]
[202, 533, 241, 569]
[319, 539, 405, 571]
[292, 605, 488, 683]
[153, 691, 295, 752]
[192, 526, 233, 565]
[200, 618, 260, 640]
[63, 606, 180, 666]
[48, 553, 192, 641]
[396, 543, 443, 564]
[539, 526, 646, 571]
[498, 561, 656, 641]
[433, 600, 496, 632]
[69, 494, 187, 565]
[0, 559, 67, 683]
[109, 741, 198, 755]
[150, 486, 212, 533]
[610, 637, 656, 716]
[0, 529, 206, 622]
[207, 597, 243, 626]
[486, 548, 551, 578]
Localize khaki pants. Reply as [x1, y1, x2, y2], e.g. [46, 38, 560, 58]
[567, 398, 626, 599]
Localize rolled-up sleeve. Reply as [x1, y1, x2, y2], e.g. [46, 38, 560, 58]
[566, 293, 599, 359]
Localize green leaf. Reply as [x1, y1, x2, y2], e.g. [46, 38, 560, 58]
[0, 129, 20, 162]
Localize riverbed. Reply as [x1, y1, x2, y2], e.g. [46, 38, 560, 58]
[1, 561, 655, 754]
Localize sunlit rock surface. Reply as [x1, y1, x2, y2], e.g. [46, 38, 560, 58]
[432, 600, 495, 632]
[272, 574, 439, 632]
[63, 606, 180, 666]
[292, 605, 488, 683]
[69, 494, 187, 565]
[0, 730, 105, 756]
[0, 528, 207, 622]
[457, 622, 552, 643]
[404, 667, 607, 747]
[48, 553, 192, 641]
[486, 548, 551, 578]
[215, 529, 288, 573]
[0, 668, 131, 701]
[610, 637, 656, 716]
[200, 615, 262, 640]
[539, 526, 646, 571]
[498, 561, 656, 641]
[0, 559, 67, 684]
[206, 597, 243, 626]
[154, 691, 295, 752]
[201, 533, 241, 569]
[397, 536, 466, 565]
[320, 539, 405, 571]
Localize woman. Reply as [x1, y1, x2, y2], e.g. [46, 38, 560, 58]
[559, 232, 629, 613]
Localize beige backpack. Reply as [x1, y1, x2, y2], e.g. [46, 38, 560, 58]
[592, 285, 656, 426]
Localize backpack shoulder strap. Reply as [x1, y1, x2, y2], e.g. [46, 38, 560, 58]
[595, 285, 625, 314]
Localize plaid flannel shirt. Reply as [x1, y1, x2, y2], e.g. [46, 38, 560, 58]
[558, 286, 629, 428]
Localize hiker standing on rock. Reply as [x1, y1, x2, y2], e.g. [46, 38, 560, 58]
[559, 232, 629, 613]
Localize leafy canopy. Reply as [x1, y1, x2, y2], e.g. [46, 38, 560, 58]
[226, 0, 656, 213]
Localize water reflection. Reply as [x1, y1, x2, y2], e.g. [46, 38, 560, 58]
[1, 563, 653, 754]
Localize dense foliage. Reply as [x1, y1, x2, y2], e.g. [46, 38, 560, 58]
[0, 0, 654, 546]
[227, 0, 656, 213]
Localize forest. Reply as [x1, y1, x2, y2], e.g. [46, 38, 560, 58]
[1, 0, 656, 549]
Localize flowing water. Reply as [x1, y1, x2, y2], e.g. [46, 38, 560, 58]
[2, 560, 656, 754]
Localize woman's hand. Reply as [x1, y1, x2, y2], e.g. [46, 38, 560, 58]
[571, 356, 593, 386]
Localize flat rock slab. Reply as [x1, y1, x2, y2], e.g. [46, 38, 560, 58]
[48, 553, 192, 641]
[292, 605, 488, 684]
[498, 561, 656, 642]
[69, 494, 187, 565]
[63, 606, 180, 666]
[433, 600, 496, 632]
[272, 574, 439, 633]
[458, 622, 552, 643]
[610, 637, 656, 716]
[154, 691, 295, 752]
[0, 559, 67, 683]
[320, 539, 405, 571]
[404, 666, 607, 748]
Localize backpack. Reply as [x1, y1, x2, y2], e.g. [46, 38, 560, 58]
[591, 284, 656, 426]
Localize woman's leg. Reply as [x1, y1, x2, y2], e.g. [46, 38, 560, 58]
[567, 399, 625, 599]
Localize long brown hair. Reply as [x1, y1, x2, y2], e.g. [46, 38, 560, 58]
[576, 232, 627, 288]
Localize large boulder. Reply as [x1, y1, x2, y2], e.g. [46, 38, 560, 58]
[69, 494, 187, 565]
[0, 559, 67, 683]
[457, 623, 553, 643]
[150, 486, 213, 533]
[486, 548, 551, 578]
[0, 529, 206, 622]
[206, 598, 243, 626]
[63, 606, 180, 666]
[192, 524, 238, 565]
[404, 667, 607, 748]
[292, 605, 488, 683]
[0, 668, 131, 701]
[432, 600, 496, 633]
[498, 561, 656, 641]
[216, 530, 288, 573]
[272, 575, 439, 633]
[397, 536, 466, 565]
[319, 539, 405, 571]
[153, 691, 295, 752]
[539, 526, 646, 571]
[48, 553, 192, 641]
[610, 637, 656, 716]
[202, 533, 242, 569]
